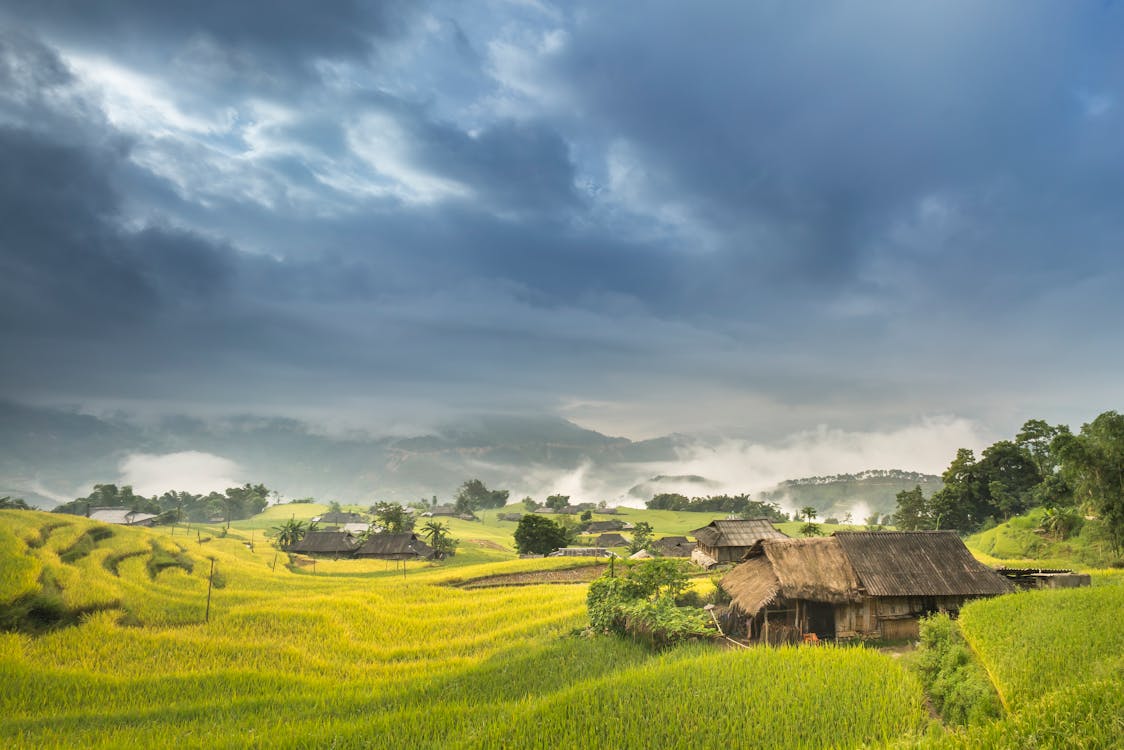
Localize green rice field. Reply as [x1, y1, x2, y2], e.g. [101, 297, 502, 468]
[2, 507, 1122, 748]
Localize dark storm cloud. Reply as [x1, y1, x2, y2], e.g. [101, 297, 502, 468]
[0, 0, 412, 69]
[2, 3, 1123, 439]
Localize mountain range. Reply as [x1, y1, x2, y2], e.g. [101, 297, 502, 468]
[0, 402, 939, 518]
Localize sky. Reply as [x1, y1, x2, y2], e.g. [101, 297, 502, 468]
[2, 1, 1123, 454]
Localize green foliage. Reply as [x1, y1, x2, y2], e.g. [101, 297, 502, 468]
[914, 613, 1003, 727]
[371, 501, 415, 533]
[544, 494, 570, 511]
[271, 517, 307, 549]
[421, 520, 458, 559]
[513, 514, 568, 554]
[0, 496, 31, 510]
[1056, 411, 1124, 556]
[646, 492, 787, 521]
[800, 522, 823, 537]
[894, 484, 935, 530]
[626, 521, 653, 554]
[586, 560, 708, 648]
[454, 479, 509, 515]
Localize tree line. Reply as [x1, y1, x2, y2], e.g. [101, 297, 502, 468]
[646, 492, 788, 522]
[894, 412, 1124, 556]
[52, 483, 272, 528]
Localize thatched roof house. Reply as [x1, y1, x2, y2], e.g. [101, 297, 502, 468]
[720, 531, 1014, 643]
[653, 536, 694, 557]
[353, 532, 435, 561]
[691, 519, 788, 564]
[585, 520, 628, 533]
[289, 530, 360, 557]
[594, 532, 630, 547]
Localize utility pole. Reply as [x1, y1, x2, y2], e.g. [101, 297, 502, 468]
[205, 558, 216, 623]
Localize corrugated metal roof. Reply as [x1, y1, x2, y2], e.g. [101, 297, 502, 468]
[833, 531, 1014, 597]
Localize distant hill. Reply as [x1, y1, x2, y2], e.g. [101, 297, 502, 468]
[0, 402, 941, 514]
[758, 469, 942, 522]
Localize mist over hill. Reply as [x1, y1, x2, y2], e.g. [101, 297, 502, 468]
[0, 402, 937, 515]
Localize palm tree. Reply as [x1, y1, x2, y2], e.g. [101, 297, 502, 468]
[421, 520, 453, 559]
[272, 517, 308, 550]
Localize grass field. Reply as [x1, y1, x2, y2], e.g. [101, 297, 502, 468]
[3, 506, 1121, 748]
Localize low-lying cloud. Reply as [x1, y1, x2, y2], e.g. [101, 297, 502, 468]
[119, 451, 241, 497]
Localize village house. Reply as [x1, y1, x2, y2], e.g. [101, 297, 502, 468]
[719, 531, 1015, 643]
[594, 532, 630, 547]
[288, 530, 360, 558]
[691, 518, 789, 566]
[353, 532, 435, 561]
[652, 535, 694, 558]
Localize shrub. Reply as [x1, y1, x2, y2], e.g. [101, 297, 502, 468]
[915, 612, 1003, 726]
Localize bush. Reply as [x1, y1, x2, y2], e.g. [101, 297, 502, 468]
[586, 560, 714, 648]
[915, 612, 1003, 727]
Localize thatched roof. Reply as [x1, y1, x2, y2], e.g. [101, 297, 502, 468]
[653, 536, 693, 557]
[833, 531, 1014, 597]
[289, 530, 358, 555]
[692, 519, 787, 548]
[594, 532, 630, 547]
[720, 531, 1013, 614]
[88, 508, 158, 526]
[586, 520, 626, 533]
[353, 533, 434, 560]
[720, 537, 861, 615]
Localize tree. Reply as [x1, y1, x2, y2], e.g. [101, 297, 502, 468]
[272, 517, 307, 549]
[0, 496, 31, 509]
[627, 522, 654, 555]
[798, 506, 818, 522]
[454, 479, 509, 515]
[544, 494, 570, 512]
[522, 496, 538, 512]
[513, 514, 568, 555]
[421, 521, 458, 559]
[328, 500, 343, 514]
[1055, 411, 1124, 556]
[894, 485, 934, 530]
[371, 502, 414, 533]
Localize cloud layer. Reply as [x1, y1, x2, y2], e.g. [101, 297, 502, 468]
[2, 2, 1122, 450]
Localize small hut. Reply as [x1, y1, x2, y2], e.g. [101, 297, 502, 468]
[585, 520, 628, 533]
[288, 530, 360, 557]
[653, 536, 694, 557]
[720, 531, 1014, 643]
[353, 533, 435, 561]
[691, 519, 788, 564]
[594, 532, 630, 547]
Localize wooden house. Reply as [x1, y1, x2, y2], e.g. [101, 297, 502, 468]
[691, 519, 788, 565]
[288, 530, 360, 557]
[353, 532, 435, 561]
[719, 531, 1014, 643]
[594, 532, 630, 547]
[652, 536, 694, 558]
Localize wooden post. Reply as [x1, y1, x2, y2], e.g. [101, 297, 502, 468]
[205, 558, 215, 623]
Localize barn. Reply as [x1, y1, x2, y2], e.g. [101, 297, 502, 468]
[719, 531, 1014, 643]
